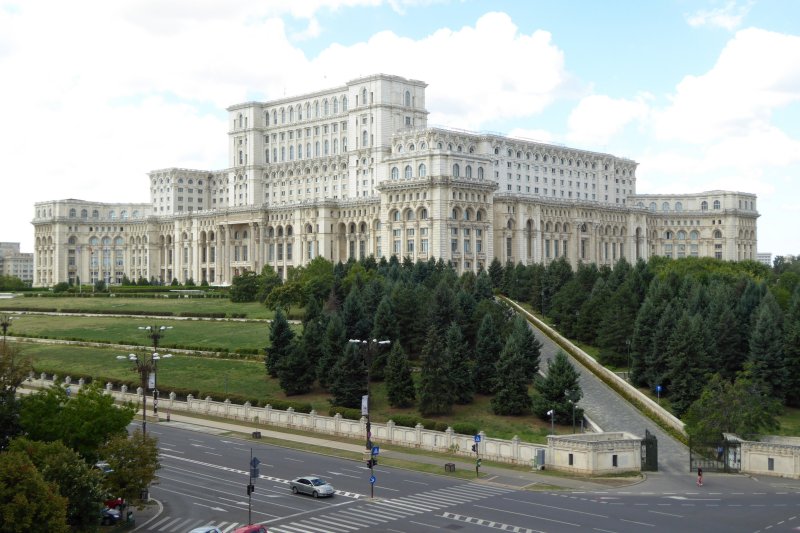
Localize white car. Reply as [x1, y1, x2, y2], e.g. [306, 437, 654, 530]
[188, 528, 222, 533]
[290, 476, 335, 498]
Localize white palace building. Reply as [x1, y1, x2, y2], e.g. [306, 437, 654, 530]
[32, 74, 759, 287]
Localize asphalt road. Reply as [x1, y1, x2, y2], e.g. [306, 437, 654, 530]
[140, 422, 800, 533]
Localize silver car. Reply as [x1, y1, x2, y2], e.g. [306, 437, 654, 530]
[289, 476, 335, 498]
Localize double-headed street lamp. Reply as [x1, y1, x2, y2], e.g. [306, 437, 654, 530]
[138, 324, 173, 416]
[0, 313, 16, 346]
[116, 352, 172, 438]
[348, 338, 390, 499]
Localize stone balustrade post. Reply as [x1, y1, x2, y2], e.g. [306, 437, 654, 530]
[415, 423, 424, 448]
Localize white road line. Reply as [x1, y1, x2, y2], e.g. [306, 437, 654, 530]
[502, 497, 609, 518]
[409, 520, 442, 529]
[648, 510, 684, 517]
[620, 518, 655, 527]
[402, 479, 428, 485]
[474, 504, 581, 527]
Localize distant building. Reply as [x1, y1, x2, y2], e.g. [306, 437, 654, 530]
[756, 252, 773, 267]
[31, 74, 760, 287]
[0, 242, 34, 284]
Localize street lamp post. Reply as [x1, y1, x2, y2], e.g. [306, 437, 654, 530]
[138, 325, 173, 416]
[625, 338, 632, 382]
[348, 338, 390, 499]
[0, 313, 15, 347]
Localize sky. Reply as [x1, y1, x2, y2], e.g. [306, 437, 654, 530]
[1, 0, 798, 257]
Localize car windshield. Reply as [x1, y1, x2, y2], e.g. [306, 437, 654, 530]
[310, 478, 326, 486]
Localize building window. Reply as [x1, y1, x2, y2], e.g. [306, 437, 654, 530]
[418, 163, 426, 177]
[404, 165, 412, 179]
[453, 164, 460, 178]
[713, 200, 721, 209]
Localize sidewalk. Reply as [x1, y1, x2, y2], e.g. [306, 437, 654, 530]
[155, 411, 625, 491]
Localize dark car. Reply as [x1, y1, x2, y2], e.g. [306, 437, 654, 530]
[233, 525, 268, 533]
[289, 476, 335, 498]
[100, 507, 121, 525]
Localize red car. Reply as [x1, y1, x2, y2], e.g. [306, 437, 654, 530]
[104, 496, 124, 509]
[233, 525, 268, 533]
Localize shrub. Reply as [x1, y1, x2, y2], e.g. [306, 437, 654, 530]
[451, 422, 480, 436]
[328, 407, 362, 420]
[390, 414, 419, 428]
[266, 399, 313, 413]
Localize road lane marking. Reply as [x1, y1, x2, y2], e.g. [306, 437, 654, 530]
[502, 497, 609, 518]
[402, 480, 428, 485]
[441, 512, 545, 533]
[409, 520, 441, 529]
[648, 510, 684, 517]
[151, 485, 280, 518]
[474, 505, 580, 527]
[620, 518, 655, 527]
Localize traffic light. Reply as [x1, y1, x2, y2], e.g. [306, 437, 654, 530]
[366, 459, 373, 468]
[477, 459, 482, 467]
[247, 484, 255, 495]
[471, 444, 477, 453]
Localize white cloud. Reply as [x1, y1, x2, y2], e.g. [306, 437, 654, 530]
[653, 28, 800, 143]
[566, 93, 651, 146]
[686, 1, 752, 31]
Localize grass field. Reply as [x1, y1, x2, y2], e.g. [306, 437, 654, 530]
[15, 341, 556, 443]
[0, 295, 279, 319]
[6, 314, 299, 353]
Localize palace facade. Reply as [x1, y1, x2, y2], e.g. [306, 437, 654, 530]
[32, 74, 759, 287]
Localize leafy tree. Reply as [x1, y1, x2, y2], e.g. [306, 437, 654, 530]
[264, 281, 303, 311]
[0, 343, 30, 450]
[0, 451, 69, 532]
[184, 277, 196, 287]
[230, 271, 261, 302]
[418, 325, 454, 416]
[329, 342, 367, 408]
[99, 429, 160, 510]
[10, 437, 104, 530]
[317, 313, 346, 389]
[491, 327, 532, 416]
[473, 313, 503, 394]
[52, 281, 70, 293]
[19, 384, 134, 463]
[385, 343, 415, 408]
[532, 350, 583, 425]
[684, 369, 781, 443]
[257, 265, 283, 303]
[748, 291, 786, 400]
[136, 276, 150, 286]
[94, 279, 107, 292]
[265, 308, 294, 378]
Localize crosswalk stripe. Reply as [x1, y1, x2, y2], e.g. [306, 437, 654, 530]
[311, 515, 361, 530]
[319, 511, 376, 527]
[352, 504, 414, 518]
[378, 498, 437, 512]
[170, 518, 199, 532]
[335, 510, 386, 524]
[342, 507, 399, 521]
[306, 515, 372, 530]
[286, 519, 342, 533]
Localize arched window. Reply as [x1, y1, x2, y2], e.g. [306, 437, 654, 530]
[649, 202, 657, 212]
[452, 164, 460, 178]
[404, 90, 411, 107]
[420, 208, 428, 219]
[701, 201, 708, 211]
[362, 88, 367, 105]
[333, 98, 339, 114]
[393, 210, 400, 222]
[289, 107, 294, 122]
[404, 165, 412, 179]
[476, 210, 482, 222]
[314, 142, 320, 157]
[477, 167, 484, 179]
[342, 96, 348, 111]
[296, 105, 302, 120]
[662, 202, 670, 211]
[362, 130, 368, 147]
[406, 210, 414, 221]
[92, 210, 99, 219]
[297, 144, 303, 159]
[665, 230, 673, 239]
[289, 146, 295, 160]
[713, 200, 721, 209]
[677, 230, 686, 240]
[81, 209, 88, 219]
[333, 139, 338, 154]
[714, 229, 722, 239]
[272, 110, 277, 124]
[418, 163, 427, 177]
[281, 108, 285, 123]
[120, 210, 128, 220]
[314, 101, 319, 117]
[690, 230, 699, 240]
[69, 208, 76, 217]
[323, 99, 329, 116]
[324, 140, 329, 155]
[109, 210, 116, 220]
[465, 165, 472, 178]
[68, 236, 77, 245]
[675, 201, 683, 212]
[391, 167, 399, 180]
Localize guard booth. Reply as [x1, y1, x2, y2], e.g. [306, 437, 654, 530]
[641, 429, 658, 471]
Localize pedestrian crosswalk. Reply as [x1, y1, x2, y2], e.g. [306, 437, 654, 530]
[268, 483, 512, 533]
[147, 516, 246, 532]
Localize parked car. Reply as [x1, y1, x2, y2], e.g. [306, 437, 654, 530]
[100, 507, 121, 525]
[289, 476, 335, 498]
[233, 525, 268, 533]
[94, 461, 114, 475]
[104, 496, 124, 509]
[187, 528, 222, 533]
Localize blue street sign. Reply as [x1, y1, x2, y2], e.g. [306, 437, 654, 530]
[250, 457, 261, 468]
[371, 446, 380, 456]
[474, 435, 481, 443]
[369, 475, 376, 484]
[655, 385, 662, 393]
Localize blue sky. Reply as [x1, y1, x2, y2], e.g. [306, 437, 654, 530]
[0, 0, 798, 256]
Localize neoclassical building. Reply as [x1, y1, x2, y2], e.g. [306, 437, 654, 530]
[32, 74, 759, 287]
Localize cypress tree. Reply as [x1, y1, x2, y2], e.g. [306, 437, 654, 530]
[385, 343, 415, 408]
[266, 307, 294, 378]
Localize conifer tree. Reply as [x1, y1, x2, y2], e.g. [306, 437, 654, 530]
[783, 287, 800, 406]
[277, 342, 316, 395]
[488, 258, 503, 289]
[418, 325, 454, 416]
[666, 312, 711, 416]
[532, 350, 583, 424]
[385, 343, 415, 408]
[342, 286, 371, 340]
[444, 322, 474, 404]
[748, 291, 786, 401]
[266, 307, 294, 378]
[491, 327, 532, 416]
[317, 313, 345, 389]
[329, 342, 367, 408]
[474, 270, 494, 301]
[507, 315, 541, 383]
[473, 313, 503, 394]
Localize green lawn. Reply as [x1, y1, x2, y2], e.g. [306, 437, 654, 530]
[7, 314, 300, 353]
[0, 295, 277, 319]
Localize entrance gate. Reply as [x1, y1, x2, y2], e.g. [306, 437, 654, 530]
[689, 437, 741, 473]
[641, 429, 658, 471]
